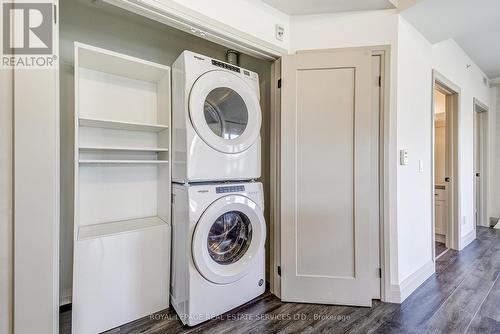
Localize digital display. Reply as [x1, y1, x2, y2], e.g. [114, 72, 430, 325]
[216, 185, 245, 193]
[212, 59, 241, 73]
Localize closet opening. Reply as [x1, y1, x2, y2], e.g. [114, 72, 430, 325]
[59, 0, 274, 319]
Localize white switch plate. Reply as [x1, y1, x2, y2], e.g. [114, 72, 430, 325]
[400, 149, 408, 166]
[418, 160, 424, 173]
[275, 24, 284, 41]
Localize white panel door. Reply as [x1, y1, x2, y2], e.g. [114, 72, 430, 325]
[281, 49, 377, 306]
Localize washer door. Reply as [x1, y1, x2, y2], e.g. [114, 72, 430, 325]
[189, 70, 261, 154]
[192, 195, 266, 284]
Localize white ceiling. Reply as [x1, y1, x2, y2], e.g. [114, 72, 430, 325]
[401, 0, 500, 79]
[261, 0, 395, 15]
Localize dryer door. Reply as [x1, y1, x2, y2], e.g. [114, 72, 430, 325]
[192, 194, 266, 284]
[189, 70, 261, 154]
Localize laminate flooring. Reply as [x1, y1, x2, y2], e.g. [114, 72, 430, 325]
[60, 227, 500, 334]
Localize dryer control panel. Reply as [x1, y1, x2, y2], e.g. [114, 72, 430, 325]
[211, 59, 241, 73]
[216, 185, 245, 193]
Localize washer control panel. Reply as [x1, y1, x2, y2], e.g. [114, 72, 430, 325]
[216, 185, 245, 194]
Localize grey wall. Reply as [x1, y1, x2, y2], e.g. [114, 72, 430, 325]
[60, 0, 272, 304]
[0, 69, 13, 333]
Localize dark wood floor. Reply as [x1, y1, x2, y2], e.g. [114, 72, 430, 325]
[435, 241, 448, 258]
[61, 227, 500, 334]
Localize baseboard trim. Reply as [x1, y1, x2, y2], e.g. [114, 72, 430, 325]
[388, 260, 435, 303]
[460, 229, 476, 250]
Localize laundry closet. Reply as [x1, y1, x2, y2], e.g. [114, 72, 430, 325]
[59, 0, 272, 331]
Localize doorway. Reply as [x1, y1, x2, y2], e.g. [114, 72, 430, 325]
[433, 88, 448, 257]
[473, 98, 489, 227]
[432, 72, 460, 257]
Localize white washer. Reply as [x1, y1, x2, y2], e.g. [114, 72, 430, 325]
[172, 50, 262, 183]
[171, 182, 266, 326]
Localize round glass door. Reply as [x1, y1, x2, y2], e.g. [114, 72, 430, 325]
[204, 88, 248, 140]
[192, 195, 266, 284]
[207, 211, 252, 265]
[189, 70, 261, 154]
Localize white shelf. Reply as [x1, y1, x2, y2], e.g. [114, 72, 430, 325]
[73, 43, 172, 334]
[78, 216, 167, 240]
[79, 116, 168, 132]
[79, 160, 169, 164]
[76, 42, 170, 82]
[79, 145, 169, 152]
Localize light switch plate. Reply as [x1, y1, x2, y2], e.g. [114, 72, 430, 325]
[400, 149, 409, 166]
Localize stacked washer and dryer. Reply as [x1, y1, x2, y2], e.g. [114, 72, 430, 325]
[170, 51, 266, 326]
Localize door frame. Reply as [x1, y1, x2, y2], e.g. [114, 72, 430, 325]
[473, 98, 489, 227]
[270, 46, 392, 303]
[431, 71, 461, 254]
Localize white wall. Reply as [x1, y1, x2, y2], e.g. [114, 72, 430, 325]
[5, 1, 60, 330]
[0, 69, 13, 334]
[108, 0, 290, 53]
[14, 68, 60, 334]
[169, 0, 290, 49]
[396, 15, 492, 280]
[290, 9, 398, 52]
[395, 16, 434, 291]
[432, 39, 491, 238]
[396, 15, 492, 289]
[13, 3, 60, 331]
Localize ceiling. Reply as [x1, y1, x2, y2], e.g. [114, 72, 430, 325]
[261, 0, 395, 15]
[401, 0, 500, 79]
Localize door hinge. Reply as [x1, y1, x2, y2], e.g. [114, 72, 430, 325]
[378, 76, 382, 87]
[53, 4, 57, 24]
[277, 266, 281, 276]
[378, 268, 382, 278]
[277, 79, 281, 89]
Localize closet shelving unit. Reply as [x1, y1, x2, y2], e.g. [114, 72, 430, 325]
[72, 42, 171, 334]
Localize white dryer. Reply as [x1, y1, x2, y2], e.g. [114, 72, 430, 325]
[172, 51, 262, 183]
[171, 182, 266, 326]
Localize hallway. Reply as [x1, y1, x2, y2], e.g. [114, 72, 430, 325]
[60, 227, 500, 333]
